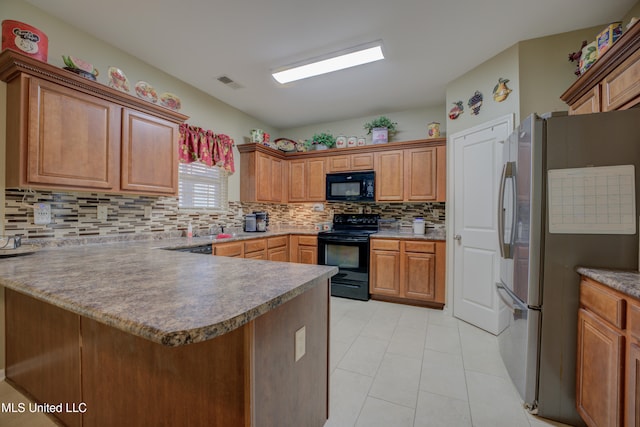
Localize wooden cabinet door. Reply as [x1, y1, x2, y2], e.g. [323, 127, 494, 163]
[628, 342, 640, 427]
[350, 152, 374, 170]
[404, 147, 436, 201]
[270, 157, 285, 202]
[256, 152, 273, 202]
[288, 160, 306, 202]
[370, 245, 401, 296]
[326, 155, 351, 172]
[570, 86, 601, 115]
[27, 76, 120, 190]
[602, 48, 640, 112]
[214, 241, 244, 257]
[402, 252, 436, 300]
[576, 308, 624, 427]
[298, 246, 317, 264]
[306, 158, 326, 201]
[121, 109, 179, 195]
[375, 150, 403, 201]
[268, 247, 289, 262]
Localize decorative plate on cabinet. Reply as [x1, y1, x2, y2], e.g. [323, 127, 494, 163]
[134, 81, 158, 103]
[159, 92, 181, 111]
[107, 66, 130, 92]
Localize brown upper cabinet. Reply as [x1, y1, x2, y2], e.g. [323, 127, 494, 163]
[239, 138, 446, 203]
[239, 147, 287, 203]
[0, 50, 187, 196]
[561, 22, 640, 114]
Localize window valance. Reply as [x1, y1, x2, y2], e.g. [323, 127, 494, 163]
[178, 123, 235, 173]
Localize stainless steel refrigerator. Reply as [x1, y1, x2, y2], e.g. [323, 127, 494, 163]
[497, 110, 640, 427]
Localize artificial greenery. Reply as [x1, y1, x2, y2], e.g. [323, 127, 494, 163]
[309, 132, 336, 148]
[363, 116, 398, 135]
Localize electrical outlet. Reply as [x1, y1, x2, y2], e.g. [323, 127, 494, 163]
[144, 206, 152, 219]
[312, 203, 324, 212]
[97, 205, 108, 221]
[33, 203, 51, 225]
[295, 326, 306, 362]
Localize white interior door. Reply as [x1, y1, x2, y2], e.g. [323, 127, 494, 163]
[451, 115, 513, 335]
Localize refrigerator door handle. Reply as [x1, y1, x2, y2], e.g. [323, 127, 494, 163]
[497, 161, 515, 259]
[496, 282, 528, 313]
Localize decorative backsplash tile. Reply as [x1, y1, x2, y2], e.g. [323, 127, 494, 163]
[4, 188, 445, 241]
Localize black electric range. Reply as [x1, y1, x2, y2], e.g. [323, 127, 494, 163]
[317, 214, 379, 300]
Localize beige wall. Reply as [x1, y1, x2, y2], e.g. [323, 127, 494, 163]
[445, 44, 520, 137]
[0, 0, 277, 202]
[518, 26, 602, 119]
[280, 105, 446, 144]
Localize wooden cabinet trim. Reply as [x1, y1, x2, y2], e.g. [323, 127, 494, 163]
[403, 241, 436, 253]
[628, 302, 640, 341]
[371, 238, 400, 251]
[267, 236, 288, 249]
[580, 277, 626, 329]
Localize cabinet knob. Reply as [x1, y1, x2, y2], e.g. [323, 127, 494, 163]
[453, 234, 462, 241]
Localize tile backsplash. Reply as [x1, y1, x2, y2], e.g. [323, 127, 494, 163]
[4, 188, 445, 240]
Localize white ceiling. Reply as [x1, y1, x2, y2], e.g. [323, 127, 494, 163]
[25, 0, 636, 129]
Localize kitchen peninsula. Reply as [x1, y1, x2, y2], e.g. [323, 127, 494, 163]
[0, 237, 337, 427]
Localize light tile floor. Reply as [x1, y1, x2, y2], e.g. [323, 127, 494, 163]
[0, 297, 576, 427]
[327, 297, 575, 427]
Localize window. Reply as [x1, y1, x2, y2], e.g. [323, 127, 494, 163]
[178, 162, 228, 209]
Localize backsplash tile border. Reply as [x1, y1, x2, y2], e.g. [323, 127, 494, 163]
[4, 189, 445, 241]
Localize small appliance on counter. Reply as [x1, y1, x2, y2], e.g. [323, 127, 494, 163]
[253, 211, 269, 232]
[244, 214, 257, 232]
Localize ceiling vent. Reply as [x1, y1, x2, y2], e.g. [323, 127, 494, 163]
[216, 75, 243, 89]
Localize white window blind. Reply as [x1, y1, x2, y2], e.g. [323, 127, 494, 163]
[178, 162, 228, 209]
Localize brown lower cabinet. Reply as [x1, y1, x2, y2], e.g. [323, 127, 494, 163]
[369, 238, 445, 308]
[212, 236, 290, 262]
[575, 276, 640, 427]
[289, 235, 318, 264]
[5, 280, 329, 427]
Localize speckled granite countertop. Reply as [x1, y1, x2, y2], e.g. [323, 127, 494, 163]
[0, 237, 337, 347]
[577, 267, 640, 300]
[372, 228, 446, 241]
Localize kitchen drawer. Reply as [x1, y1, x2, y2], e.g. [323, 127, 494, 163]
[296, 236, 317, 246]
[267, 236, 288, 249]
[628, 302, 640, 341]
[403, 241, 435, 254]
[371, 239, 400, 251]
[244, 239, 267, 253]
[580, 277, 626, 329]
[214, 242, 243, 257]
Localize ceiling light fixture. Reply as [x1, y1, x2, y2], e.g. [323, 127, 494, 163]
[272, 42, 384, 84]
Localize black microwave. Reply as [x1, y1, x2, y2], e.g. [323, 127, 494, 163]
[326, 171, 375, 202]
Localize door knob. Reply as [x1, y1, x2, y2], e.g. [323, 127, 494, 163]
[454, 234, 462, 241]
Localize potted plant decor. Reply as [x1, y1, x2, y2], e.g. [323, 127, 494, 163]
[363, 116, 398, 144]
[308, 132, 336, 150]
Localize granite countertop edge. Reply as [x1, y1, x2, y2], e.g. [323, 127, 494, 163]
[576, 266, 640, 300]
[0, 236, 337, 347]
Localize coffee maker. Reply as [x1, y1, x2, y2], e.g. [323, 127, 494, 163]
[253, 211, 269, 232]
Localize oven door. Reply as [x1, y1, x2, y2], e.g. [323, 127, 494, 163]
[317, 234, 370, 301]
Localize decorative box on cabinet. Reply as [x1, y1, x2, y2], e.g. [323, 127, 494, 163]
[0, 50, 187, 196]
[562, 21, 640, 114]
